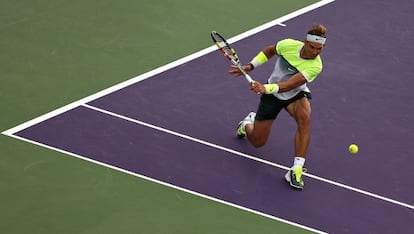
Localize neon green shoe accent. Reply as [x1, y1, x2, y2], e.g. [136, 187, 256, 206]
[236, 112, 255, 138]
[293, 167, 303, 184]
[288, 166, 304, 189]
[236, 122, 246, 138]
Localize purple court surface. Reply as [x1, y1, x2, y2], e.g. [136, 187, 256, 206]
[6, 0, 414, 233]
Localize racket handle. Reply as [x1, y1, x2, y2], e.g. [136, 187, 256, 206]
[241, 70, 254, 84]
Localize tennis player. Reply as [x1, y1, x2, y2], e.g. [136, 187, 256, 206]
[229, 24, 327, 189]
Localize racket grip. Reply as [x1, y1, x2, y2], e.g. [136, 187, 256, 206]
[236, 64, 254, 84]
[244, 73, 254, 84]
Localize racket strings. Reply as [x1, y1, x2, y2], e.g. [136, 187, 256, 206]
[217, 43, 239, 62]
[211, 30, 254, 84]
[211, 31, 240, 63]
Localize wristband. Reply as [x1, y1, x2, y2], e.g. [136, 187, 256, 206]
[264, 83, 279, 94]
[249, 51, 268, 69]
[248, 63, 254, 70]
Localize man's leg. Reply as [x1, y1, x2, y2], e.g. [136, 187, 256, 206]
[285, 97, 311, 189]
[237, 94, 281, 148]
[286, 97, 311, 157]
[236, 112, 273, 148]
[245, 119, 273, 148]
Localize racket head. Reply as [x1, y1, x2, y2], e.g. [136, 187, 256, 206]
[211, 31, 240, 65]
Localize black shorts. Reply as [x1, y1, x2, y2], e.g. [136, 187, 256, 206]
[255, 91, 312, 121]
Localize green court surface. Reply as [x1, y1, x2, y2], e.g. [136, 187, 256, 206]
[1, 1, 319, 233]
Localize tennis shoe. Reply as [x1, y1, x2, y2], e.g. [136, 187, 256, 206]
[285, 166, 307, 190]
[236, 112, 256, 138]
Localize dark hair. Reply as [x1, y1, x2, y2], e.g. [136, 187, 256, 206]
[307, 24, 327, 38]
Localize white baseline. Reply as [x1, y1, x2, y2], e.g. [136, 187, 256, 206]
[2, 0, 335, 136]
[3, 0, 413, 231]
[2, 1, 340, 233]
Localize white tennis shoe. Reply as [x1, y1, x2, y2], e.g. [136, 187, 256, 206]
[236, 112, 256, 138]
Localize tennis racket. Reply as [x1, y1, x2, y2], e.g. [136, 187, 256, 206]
[211, 31, 255, 84]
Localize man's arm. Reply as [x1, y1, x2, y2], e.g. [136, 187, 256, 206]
[228, 44, 277, 76]
[276, 73, 307, 92]
[251, 73, 307, 94]
[262, 45, 277, 60]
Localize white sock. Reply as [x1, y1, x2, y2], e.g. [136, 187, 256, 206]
[241, 118, 254, 130]
[292, 157, 305, 169]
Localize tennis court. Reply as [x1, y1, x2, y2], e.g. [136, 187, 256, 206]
[2, 0, 413, 233]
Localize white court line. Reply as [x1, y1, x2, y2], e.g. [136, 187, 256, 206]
[82, 104, 414, 212]
[2, 0, 413, 231]
[1, 1, 338, 232]
[2, 0, 335, 136]
[5, 116, 328, 234]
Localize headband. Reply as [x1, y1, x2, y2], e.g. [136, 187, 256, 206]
[306, 34, 326, 45]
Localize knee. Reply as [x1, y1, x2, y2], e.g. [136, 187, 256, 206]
[250, 138, 267, 148]
[297, 112, 311, 130]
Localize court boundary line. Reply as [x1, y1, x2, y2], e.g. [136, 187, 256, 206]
[2, 0, 413, 230]
[5, 124, 328, 234]
[2, 0, 335, 136]
[82, 103, 414, 211]
[1, 1, 337, 233]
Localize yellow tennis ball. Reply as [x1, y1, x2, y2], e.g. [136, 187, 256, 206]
[348, 144, 359, 154]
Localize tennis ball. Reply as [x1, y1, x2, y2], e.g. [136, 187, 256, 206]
[348, 144, 359, 154]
